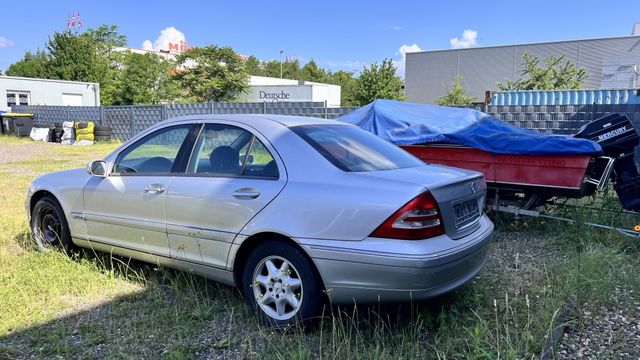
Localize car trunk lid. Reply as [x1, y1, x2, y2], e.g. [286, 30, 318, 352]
[360, 164, 486, 239]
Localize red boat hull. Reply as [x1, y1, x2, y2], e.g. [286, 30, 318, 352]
[401, 145, 591, 190]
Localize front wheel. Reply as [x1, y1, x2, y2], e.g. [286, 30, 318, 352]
[31, 195, 73, 254]
[242, 240, 326, 328]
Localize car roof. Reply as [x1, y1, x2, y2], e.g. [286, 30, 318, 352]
[159, 113, 348, 128]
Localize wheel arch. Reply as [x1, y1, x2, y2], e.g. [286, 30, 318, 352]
[231, 232, 326, 290]
[29, 190, 58, 218]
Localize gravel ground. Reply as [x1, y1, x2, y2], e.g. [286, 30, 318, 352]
[559, 286, 640, 359]
[483, 229, 569, 296]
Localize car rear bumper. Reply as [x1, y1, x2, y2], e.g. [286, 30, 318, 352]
[299, 214, 494, 304]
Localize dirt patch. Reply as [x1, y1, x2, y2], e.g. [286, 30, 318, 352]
[0, 142, 54, 165]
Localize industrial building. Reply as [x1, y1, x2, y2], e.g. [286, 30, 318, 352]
[405, 26, 640, 104]
[0, 76, 100, 112]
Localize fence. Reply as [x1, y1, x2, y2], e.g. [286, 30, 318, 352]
[471, 103, 640, 135]
[12, 102, 355, 140]
[12, 102, 640, 140]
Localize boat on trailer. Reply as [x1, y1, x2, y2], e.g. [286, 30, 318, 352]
[339, 101, 640, 231]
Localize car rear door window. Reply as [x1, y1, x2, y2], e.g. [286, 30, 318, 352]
[243, 137, 279, 178]
[187, 123, 278, 178]
[291, 124, 424, 172]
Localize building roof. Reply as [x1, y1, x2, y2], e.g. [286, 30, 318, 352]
[409, 35, 640, 54]
[0, 75, 99, 86]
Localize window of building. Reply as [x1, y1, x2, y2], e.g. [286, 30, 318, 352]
[6, 91, 30, 108]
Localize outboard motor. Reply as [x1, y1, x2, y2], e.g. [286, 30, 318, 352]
[575, 114, 640, 211]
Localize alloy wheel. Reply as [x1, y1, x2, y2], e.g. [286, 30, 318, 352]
[252, 256, 303, 321]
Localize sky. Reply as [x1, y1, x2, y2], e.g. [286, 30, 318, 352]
[1, 0, 639, 76]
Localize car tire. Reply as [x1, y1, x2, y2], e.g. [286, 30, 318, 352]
[31, 195, 73, 254]
[241, 240, 326, 328]
[94, 126, 111, 136]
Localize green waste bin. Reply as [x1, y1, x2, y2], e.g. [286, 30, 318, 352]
[1, 113, 35, 136]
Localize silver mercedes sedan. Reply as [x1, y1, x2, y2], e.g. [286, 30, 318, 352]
[26, 114, 494, 326]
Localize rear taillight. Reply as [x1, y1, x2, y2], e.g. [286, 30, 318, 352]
[370, 191, 445, 240]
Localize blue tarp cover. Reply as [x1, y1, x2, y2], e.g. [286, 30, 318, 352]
[338, 100, 602, 155]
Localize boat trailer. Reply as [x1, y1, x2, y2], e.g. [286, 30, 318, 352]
[489, 113, 640, 237]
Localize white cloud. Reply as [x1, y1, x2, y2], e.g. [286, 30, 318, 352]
[389, 25, 403, 31]
[0, 37, 14, 48]
[142, 40, 153, 51]
[450, 29, 478, 49]
[393, 43, 422, 77]
[141, 27, 186, 52]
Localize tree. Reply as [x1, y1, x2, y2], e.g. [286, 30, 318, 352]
[85, 24, 127, 49]
[244, 55, 263, 76]
[436, 75, 477, 107]
[352, 59, 405, 106]
[44, 29, 125, 105]
[46, 31, 101, 81]
[261, 59, 301, 79]
[325, 70, 357, 106]
[300, 59, 327, 82]
[117, 52, 178, 104]
[5, 50, 50, 78]
[497, 53, 588, 91]
[173, 46, 249, 102]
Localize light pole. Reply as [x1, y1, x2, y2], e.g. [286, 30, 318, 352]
[280, 50, 284, 78]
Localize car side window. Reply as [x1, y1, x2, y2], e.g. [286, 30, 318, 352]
[114, 125, 191, 175]
[187, 123, 278, 178]
[188, 124, 250, 175]
[243, 138, 279, 178]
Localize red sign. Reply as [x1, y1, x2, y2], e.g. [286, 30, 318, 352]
[168, 40, 193, 53]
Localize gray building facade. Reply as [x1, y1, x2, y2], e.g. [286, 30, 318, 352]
[405, 35, 640, 104]
[0, 76, 100, 112]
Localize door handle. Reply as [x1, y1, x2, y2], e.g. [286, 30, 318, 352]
[144, 183, 166, 194]
[232, 188, 260, 199]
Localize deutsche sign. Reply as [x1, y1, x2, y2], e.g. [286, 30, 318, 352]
[259, 90, 291, 101]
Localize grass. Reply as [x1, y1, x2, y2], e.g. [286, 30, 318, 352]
[0, 135, 639, 359]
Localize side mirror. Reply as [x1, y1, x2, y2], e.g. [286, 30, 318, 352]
[87, 160, 108, 177]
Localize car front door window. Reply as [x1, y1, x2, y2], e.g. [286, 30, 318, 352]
[114, 125, 192, 175]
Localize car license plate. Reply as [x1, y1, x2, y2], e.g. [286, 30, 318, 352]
[454, 199, 480, 228]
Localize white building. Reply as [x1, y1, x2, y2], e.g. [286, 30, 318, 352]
[113, 46, 178, 61]
[0, 76, 100, 112]
[245, 76, 341, 107]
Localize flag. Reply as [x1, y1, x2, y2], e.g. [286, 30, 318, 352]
[71, 13, 76, 28]
[67, 14, 70, 29]
[78, 12, 82, 28]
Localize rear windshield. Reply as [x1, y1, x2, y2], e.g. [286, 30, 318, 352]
[291, 125, 424, 172]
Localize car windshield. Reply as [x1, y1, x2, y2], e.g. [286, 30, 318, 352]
[291, 124, 424, 172]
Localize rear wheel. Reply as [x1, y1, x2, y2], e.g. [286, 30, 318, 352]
[31, 195, 73, 254]
[241, 240, 325, 328]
